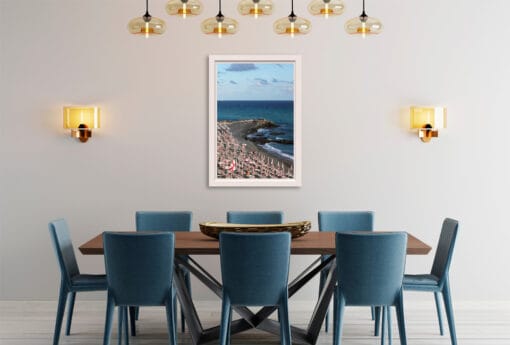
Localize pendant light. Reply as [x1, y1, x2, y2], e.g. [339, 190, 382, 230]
[345, 0, 382, 36]
[166, 0, 203, 19]
[238, 0, 273, 18]
[128, 0, 166, 37]
[201, 0, 239, 37]
[308, 0, 344, 19]
[273, 0, 311, 37]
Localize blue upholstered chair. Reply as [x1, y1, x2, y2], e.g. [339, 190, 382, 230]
[318, 211, 375, 332]
[333, 232, 408, 345]
[403, 218, 459, 345]
[134, 211, 192, 333]
[219, 232, 291, 345]
[227, 211, 283, 224]
[48, 219, 107, 345]
[102, 232, 177, 345]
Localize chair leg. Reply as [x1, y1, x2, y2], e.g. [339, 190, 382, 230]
[165, 298, 177, 345]
[395, 293, 407, 345]
[135, 307, 139, 321]
[103, 294, 115, 345]
[226, 306, 232, 345]
[434, 291, 445, 336]
[371, 306, 376, 321]
[65, 292, 76, 336]
[128, 307, 136, 336]
[279, 295, 291, 345]
[381, 306, 387, 345]
[52, 281, 68, 345]
[123, 308, 129, 345]
[387, 306, 392, 345]
[172, 294, 178, 335]
[219, 295, 231, 345]
[374, 306, 381, 336]
[118, 307, 123, 345]
[442, 280, 458, 345]
[333, 291, 345, 345]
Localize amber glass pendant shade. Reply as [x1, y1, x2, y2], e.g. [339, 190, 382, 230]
[201, 15, 239, 36]
[308, 0, 345, 17]
[345, 0, 382, 36]
[274, 0, 311, 36]
[128, 16, 166, 36]
[166, 0, 203, 18]
[202, 0, 238, 37]
[345, 15, 382, 35]
[273, 16, 311, 35]
[128, 0, 165, 37]
[238, 0, 273, 17]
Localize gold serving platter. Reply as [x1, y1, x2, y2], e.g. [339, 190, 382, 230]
[199, 221, 312, 239]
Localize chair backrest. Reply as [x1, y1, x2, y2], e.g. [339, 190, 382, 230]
[430, 218, 459, 281]
[48, 219, 80, 286]
[318, 211, 373, 232]
[226, 211, 283, 224]
[336, 232, 407, 306]
[103, 232, 175, 306]
[220, 232, 290, 306]
[136, 211, 192, 232]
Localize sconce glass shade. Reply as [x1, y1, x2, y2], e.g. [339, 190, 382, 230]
[238, 0, 273, 17]
[128, 16, 166, 36]
[410, 106, 447, 129]
[273, 15, 312, 35]
[308, 0, 345, 17]
[345, 15, 382, 35]
[63, 107, 101, 129]
[201, 16, 239, 36]
[166, 0, 203, 17]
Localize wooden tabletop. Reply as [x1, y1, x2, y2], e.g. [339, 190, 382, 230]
[79, 231, 431, 256]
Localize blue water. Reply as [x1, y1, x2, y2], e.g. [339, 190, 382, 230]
[218, 100, 294, 160]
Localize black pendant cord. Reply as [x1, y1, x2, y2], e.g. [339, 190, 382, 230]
[216, 0, 224, 21]
[289, 0, 296, 20]
[143, 0, 152, 21]
[361, 0, 367, 18]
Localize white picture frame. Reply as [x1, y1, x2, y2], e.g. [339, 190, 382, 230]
[208, 55, 302, 187]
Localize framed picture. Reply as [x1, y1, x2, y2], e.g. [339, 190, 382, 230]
[208, 55, 302, 187]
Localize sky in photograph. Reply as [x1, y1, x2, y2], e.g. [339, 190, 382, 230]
[217, 62, 294, 101]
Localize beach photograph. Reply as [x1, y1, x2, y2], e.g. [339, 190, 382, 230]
[209, 56, 301, 186]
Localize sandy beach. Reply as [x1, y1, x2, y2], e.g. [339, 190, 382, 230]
[217, 119, 294, 179]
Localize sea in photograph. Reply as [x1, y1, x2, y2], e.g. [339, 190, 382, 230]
[218, 100, 294, 160]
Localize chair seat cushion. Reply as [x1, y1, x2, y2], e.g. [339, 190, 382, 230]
[71, 274, 107, 290]
[403, 274, 439, 287]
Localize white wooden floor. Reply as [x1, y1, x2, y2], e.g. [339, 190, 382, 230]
[0, 300, 509, 344]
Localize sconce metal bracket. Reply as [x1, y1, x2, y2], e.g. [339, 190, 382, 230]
[418, 124, 438, 143]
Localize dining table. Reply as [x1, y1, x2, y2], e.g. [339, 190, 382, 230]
[79, 231, 431, 345]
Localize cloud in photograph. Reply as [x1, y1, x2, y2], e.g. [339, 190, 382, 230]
[272, 78, 293, 84]
[226, 63, 258, 72]
[217, 62, 294, 100]
[255, 78, 269, 85]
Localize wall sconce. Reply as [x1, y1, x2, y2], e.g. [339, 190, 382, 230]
[410, 106, 447, 143]
[63, 106, 100, 143]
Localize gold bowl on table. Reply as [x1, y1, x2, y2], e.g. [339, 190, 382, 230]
[199, 221, 312, 240]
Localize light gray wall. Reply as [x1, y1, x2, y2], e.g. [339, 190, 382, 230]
[1, 0, 509, 301]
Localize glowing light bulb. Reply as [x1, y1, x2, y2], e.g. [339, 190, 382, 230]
[290, 22, 295, 38]
[145, 21, 149, 38]
[361, 22, 366, 38]
[218, 22, 222, 38]
[324, 3, 329, 19]
[182, 3, 187, 18]
[254, 3, 258, 19]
